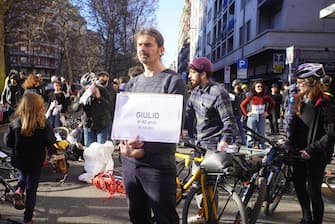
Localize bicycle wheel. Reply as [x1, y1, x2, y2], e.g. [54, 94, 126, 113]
[240, 177, 267, 224]
[182, 184, 247, 224]
[264, 168, 285, 216]
[325, 176, 335, 194]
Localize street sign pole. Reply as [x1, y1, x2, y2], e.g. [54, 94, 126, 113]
[286, 46, 294, 85]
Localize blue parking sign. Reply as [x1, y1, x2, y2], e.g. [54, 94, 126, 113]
[237, 59, 248, 69]
[237, 59, 248, 79]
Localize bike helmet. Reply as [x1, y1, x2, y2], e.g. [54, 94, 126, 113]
[80, 72, 97, 87]
[296, 63, 325, 79]
[320, 75, 332, 87]
[232, 79, 242, 87]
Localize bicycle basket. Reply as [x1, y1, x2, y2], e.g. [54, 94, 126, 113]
[200, 151, 233, 174]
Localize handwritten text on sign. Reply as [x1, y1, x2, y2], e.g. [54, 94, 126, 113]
[111, 93, 183, 143]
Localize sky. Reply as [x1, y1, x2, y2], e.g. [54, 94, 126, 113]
[156, 0, 185, 67]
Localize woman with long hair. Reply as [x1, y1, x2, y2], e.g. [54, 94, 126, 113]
[6, 92, 56, 224]
[287, 63, 335, 224]
[240, 80, 275, 149]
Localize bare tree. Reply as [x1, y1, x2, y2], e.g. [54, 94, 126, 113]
[86, 0, 158, 77]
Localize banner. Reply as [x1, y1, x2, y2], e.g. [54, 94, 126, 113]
[111, 93, 183, 143]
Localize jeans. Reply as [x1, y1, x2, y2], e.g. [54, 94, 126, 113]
[121, 158, 179, 224]
[48, 114, 61, 128]
[246, 114, 266, 149]
[83, 127, 109, 147]
[17, 168, 42, 222]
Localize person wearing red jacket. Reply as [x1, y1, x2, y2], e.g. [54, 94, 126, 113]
[240, 80, 275, 149]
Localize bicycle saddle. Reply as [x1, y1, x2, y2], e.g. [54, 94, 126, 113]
[200, 151, 233, 173]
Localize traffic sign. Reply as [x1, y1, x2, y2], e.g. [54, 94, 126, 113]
[237, 59, 248, 79]
[237, 59, 248, 69]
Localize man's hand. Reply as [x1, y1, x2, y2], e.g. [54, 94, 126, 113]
[217, 141, 229, 152]
[119, 136, 144, 159]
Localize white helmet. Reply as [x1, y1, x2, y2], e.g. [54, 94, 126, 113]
[296, 63, 325, 79]
[80, 72, 97, 86]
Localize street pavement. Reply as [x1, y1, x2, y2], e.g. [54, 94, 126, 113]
[0, 124, 335, 223]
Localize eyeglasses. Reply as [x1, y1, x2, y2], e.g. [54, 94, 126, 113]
[256, 85, 263, 88]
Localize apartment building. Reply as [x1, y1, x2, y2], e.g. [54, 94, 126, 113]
[177, 0, 191, 80]
[6, 42, 60, 77]
[186, 0, 335, 85]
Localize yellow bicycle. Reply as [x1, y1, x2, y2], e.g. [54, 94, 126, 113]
[176, 141, 247, 224]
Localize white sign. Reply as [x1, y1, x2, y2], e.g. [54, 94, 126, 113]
[237, 59, 248, 79]
[224, 65, 231, 83]
[286, 46, 294, 64]
[111, 92, 184, 143]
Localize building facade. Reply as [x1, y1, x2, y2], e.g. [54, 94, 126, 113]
[183, 0, 335, 86]
[6, 42, 60, 77]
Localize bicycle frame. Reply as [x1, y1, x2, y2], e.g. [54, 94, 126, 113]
[179, 140, 247, 224]
[175, 150, 203, 203]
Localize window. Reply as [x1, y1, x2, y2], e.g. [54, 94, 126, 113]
[20, 56, 27, 64]
[228, 36, 233, 52]
[246, 20, 251, 41]
[239, 26, 244, 46]
[221, 41, 226, 56]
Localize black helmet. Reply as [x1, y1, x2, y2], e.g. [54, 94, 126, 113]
[80, 72, 97, 86]
[296, 63, 325, 79]
[320, 75, 332, 87]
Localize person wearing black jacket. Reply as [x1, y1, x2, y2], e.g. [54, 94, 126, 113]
[6, 92, 56, 224]
[231, 79, 247, 145]
[287, 63, 335, 224]
[78, 72, 114, 147]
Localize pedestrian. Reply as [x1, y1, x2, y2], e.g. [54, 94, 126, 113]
[118, 75, 129, 92]
[112, 78, 120, 92]
[186, 57, 236, 151]
[6, 92, 56, 224]
[118, 27, 186, 224]
[230, 79, 247, 145]
[78, 72, 114, 147]
[1, 70, 24, 123]
[96, 70, 116, 140]
[22, 74, 45, 98]
[240, 80, 275, 149]
[286, 63, 335, 224]
[320, 74, 334, 101]
[268, 83, 282, 134]
[45, 78, 67, 128]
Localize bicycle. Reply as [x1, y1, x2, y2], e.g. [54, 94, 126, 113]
[0, 147, 18, 204]
[175, 140, 205, 206]
[179, 141, 248, 224]
[243, 125, 297, 216]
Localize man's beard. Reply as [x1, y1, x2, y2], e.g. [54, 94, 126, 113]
[190, 79, 200, 89]
[99, 80, 107, 86]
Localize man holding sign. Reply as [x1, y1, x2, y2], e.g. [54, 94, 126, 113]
[118, 28, 186, 224]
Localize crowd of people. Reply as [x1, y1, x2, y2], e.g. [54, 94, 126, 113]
[2, 27, 335, 224]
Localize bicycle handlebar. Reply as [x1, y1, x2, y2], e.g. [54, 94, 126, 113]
[181, 139, 208, 155]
